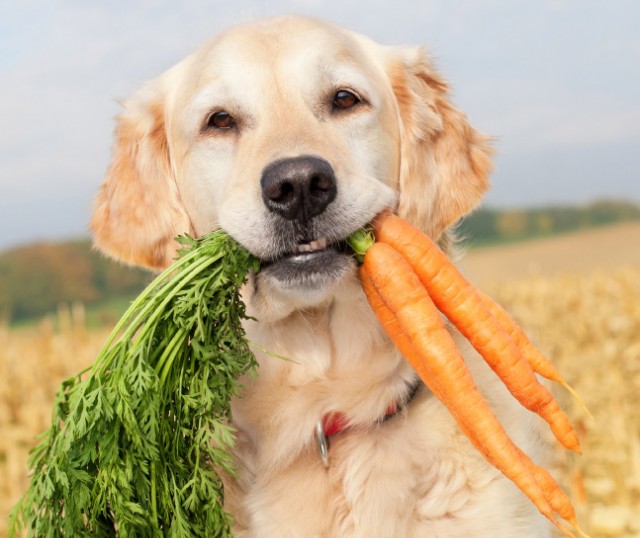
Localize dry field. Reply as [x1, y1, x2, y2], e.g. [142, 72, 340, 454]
[1, 222, 639, 537]
[0, 307, 111, 537]
[459, 221, 640, 287]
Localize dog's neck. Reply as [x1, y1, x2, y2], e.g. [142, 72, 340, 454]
[233, 277, 417, 470]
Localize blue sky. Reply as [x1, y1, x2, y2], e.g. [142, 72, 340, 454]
[1, 0, 638, 250]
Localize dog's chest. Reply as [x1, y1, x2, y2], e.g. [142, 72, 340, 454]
[228, 298, 548, 537]
[232, 392, 545, 537]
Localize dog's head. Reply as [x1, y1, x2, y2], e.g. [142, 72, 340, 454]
[91, 16, 492, 317]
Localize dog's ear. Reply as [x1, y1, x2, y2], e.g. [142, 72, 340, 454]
[388, 47, 493, 239]
[90, 80, 192, 269]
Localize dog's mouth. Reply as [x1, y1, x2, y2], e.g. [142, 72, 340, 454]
[259, 236, 354, 288]
[262, 237, 352, 264]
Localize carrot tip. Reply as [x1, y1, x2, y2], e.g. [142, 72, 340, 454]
[561, 433, 582, 455]
[553, 517, 578, 538]
[560, 431, 582, 454]
[561, 381, 593, 420]
[557, 509, 590, 538]
[572, 521, 592, 538]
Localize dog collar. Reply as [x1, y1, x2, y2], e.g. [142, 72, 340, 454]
[315, 378, 422, 467]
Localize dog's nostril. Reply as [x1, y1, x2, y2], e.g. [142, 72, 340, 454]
[310, 174, 333, 195]
[261, 156, 337, 221]
[266, 181, 295, 204]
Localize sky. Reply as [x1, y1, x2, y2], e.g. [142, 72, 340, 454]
[1, 0, 639, 251]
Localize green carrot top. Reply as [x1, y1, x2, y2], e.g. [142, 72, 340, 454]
[11, 231, 258, 538]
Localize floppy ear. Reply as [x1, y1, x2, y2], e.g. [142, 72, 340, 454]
[90, 81, 192, 270]
[388, 47, 493, 239]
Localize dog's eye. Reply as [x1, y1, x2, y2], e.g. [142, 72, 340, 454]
[207, 111, 235, 130]
[332, 90, 360, 111]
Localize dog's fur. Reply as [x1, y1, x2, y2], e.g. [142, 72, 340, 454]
[91, 16, 550, 537]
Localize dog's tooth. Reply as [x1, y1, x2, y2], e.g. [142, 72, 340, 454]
[294, 239, 328, 254]
[308, 238, 327, 250]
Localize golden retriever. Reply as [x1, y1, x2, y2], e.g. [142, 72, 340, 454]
[91, 15, 551, 537]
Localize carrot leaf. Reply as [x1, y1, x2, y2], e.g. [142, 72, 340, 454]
[10, 230, 259, 538]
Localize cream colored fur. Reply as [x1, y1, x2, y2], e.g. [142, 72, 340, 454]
[91, 15, 551, 537]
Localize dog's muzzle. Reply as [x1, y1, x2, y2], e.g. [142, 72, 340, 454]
[258, 156, 354, 288]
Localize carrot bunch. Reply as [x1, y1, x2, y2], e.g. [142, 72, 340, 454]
[349, 212, 588, 537]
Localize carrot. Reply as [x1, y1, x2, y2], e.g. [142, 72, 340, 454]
[350, 214, 588, 536]
[373, 213, 581, 453]
[530, 464, 590, 538]
[476, 289, 591, 417]
[360, 245, 560, 529]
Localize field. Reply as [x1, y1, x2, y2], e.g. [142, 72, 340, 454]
[459, 221, 640, 287]
[1, 222, 639, 537]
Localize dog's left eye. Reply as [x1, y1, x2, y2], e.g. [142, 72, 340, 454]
[206, 110, 235, 130]
[332, 90, 361, 111]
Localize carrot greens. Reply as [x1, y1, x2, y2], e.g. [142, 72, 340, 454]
[10, 230, 259, 538]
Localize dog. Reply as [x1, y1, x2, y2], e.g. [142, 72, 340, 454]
[91, 15, 551, 537]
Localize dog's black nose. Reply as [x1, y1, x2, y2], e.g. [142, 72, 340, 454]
[261, 156, 337, 221]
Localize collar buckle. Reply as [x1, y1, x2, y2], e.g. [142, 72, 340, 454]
[315, 420, 330, 467]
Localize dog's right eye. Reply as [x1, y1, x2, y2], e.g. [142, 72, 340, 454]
[206, 111, 235, 130]
[332, 90, 361, 111]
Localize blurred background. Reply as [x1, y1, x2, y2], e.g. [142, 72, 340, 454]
[1, 1, 639, 536]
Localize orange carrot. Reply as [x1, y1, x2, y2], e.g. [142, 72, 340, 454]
[476, 289, 591, 417]
[352, 214, 588, 535]
[530, 464, 590, 538]
[373, 213, 581, 453]
[360, 245, 559, 528]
